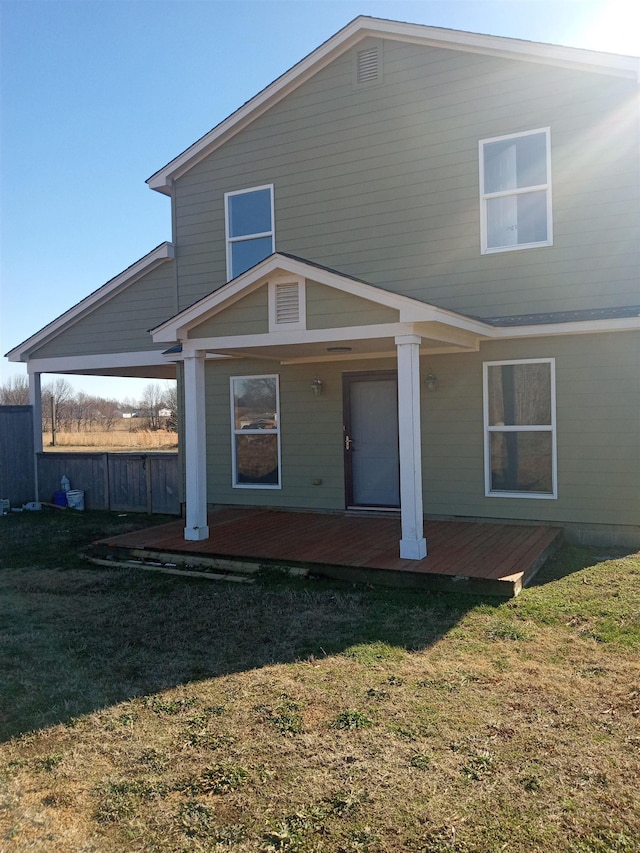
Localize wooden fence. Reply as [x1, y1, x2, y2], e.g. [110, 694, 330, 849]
[0, 405, 35, 506]
[37, 452, 181, 515]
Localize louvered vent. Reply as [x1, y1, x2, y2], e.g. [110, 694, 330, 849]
[356, 46, 379, 84]
[275, 282, 300, 325]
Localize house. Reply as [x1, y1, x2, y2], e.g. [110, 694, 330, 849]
[7, 17, 640, 554]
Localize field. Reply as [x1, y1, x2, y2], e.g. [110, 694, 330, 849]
[1, 511, 639, 852]
[42, 425, 178, 453]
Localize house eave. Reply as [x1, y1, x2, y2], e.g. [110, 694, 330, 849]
[146, 16, 639, 193]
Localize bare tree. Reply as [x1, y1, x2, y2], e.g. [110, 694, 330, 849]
[99, 398, 121, 432]
[42, 378, 74, 438]
[140, 382, 164, 431]
[163, 381, 178, 432]
[0, 374, 30, 405]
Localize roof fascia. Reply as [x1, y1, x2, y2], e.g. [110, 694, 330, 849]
[490, 316, 640, 339]
[146, 17, 639, 194]
[6, 243, 175, 362]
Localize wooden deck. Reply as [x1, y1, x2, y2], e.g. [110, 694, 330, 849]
[92, 508, 562, 597]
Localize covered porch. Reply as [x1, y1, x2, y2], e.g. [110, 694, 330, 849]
[92, 507, 563, 597]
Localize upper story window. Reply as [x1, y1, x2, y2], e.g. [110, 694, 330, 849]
[483, 358, 557, 499]
[479, 129, 552, 253]
[225, 185, 275, 280]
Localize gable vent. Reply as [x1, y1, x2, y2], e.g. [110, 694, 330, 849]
[356, 46, 379, 83]
[275, 282, 300, 325]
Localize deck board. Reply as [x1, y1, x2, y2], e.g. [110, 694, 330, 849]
[93, 508, 563, 597]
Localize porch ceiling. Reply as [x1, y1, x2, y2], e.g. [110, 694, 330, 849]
[195, 329, 478, 363]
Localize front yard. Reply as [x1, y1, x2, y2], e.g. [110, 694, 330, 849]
[1, 511, 639, 852]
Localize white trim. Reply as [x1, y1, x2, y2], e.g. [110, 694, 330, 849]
[25, 350, 176, 375]
[479, 128, 552, 254]
[268, 276, 306, 332]
[230, 373, 282, 490]
[483, 358, 557, 500]
[146, 18, 638, 194]
[224, 184, 275, 281]
[490, 316, 640, 338]
[184, 353, 210, 540]
[29, 373, 42, 503]
[396, 335, 427, 559]
[6, 244, 175, 361]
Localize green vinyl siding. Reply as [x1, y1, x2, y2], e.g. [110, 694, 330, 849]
[421, 331, 640, 527]
[31, 261, 177, 359]
[174, 38, 639, 319]
[306, 281, 399, 328]
[188, 286, 268, 338]
[204, 356, 396, 510]
[201, 332, 639, 532]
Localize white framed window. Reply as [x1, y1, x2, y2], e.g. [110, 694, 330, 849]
[225, 185, 275, 280]
[479, 128, 552, 253]
[268, 276, 306, 332]
[230, 374, 281, 489]
[483, 358, 557, 499]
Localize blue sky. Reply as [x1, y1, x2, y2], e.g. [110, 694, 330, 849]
[1, 0, 638, 401]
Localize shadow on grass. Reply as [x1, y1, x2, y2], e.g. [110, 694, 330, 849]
[0, 511, 501, 741]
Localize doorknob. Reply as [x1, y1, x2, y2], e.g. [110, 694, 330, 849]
[345, 434, 353, 451]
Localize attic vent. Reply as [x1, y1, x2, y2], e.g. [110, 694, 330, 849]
[275, 282, 300, 324]
[356, 46, 379, 83]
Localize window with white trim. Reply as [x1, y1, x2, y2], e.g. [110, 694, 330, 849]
[225, 185, 275, 280]
[483, 359, 557, 498]
[230, 374, 281, 489]
[480, 128, 552, 253]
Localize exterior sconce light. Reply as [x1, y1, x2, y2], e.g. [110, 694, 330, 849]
[311, 376, 324, 396]
[424, 370, 438, 392]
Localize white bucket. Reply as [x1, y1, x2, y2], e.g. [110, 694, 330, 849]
[66, 490, 85, 511]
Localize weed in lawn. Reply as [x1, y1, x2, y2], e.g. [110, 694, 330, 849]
[177, 798, 217, 838]
[330, 710, 373, 730]
[34, 753, 63, 773]
[461, 749, 497, 781]
[185, 763, 249, 795]
[269, 698, 305, 736]
[409, 751, 432, 770]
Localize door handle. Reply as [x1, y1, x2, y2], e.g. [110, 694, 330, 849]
[345, 434, 353, 451]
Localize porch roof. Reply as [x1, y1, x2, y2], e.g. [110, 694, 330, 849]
[151, 253, 492, 362]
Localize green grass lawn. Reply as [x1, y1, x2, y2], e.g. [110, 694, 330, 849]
[1, 510, 639, 852]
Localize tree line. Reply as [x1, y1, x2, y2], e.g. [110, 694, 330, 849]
[0, 376, 177, 434]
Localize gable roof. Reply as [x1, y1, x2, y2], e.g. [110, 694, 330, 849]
[6, 243, 175, 362]
[146, 16, 639, 195]
[149, 252, 492, 345]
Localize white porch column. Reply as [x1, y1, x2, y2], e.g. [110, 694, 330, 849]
[183, 351, 209, 541]
[395, 335, 427, 560]
[28, 371, 42, 500]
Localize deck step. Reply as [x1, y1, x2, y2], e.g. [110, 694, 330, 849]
[88, 555, 255, 584]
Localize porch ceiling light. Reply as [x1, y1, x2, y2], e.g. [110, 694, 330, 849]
[311, 376, 324, 395]
[424, 370, 438, 392]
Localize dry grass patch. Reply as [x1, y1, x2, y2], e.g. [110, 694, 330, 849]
[1, 512, 639, 851]
[42, 428, 178, 452]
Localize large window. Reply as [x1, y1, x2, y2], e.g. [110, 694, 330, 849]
[225, 185, 275, 280]
[483, 359, 556, 498]
[230, 374, 281, 489]
[480, 128, 552, 253]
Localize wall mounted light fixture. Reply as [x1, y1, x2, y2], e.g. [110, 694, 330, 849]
[311, 376, 324, 395]
[424, 370, 438, 392]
